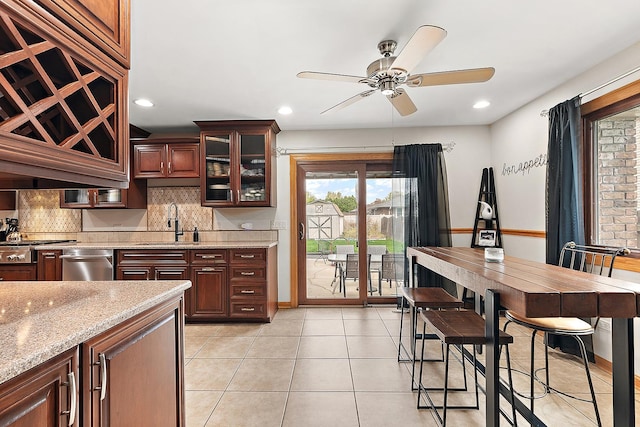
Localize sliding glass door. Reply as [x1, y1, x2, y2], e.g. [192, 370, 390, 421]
[295, 157, 397, 305]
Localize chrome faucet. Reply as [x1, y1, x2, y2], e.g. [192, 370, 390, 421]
[167, 202, 184, 242]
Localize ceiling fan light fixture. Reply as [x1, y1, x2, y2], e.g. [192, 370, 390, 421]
[380, 80, 395, 96]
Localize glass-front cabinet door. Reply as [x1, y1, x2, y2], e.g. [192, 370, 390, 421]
[239, 132, 267, 204]
[203, 133, 232, 204]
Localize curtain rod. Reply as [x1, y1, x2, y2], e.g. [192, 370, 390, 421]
[275, 141, 455, 156]
[540, 64, 640, 117]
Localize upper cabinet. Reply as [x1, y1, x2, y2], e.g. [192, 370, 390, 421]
[132, 138, 200, 179]
[196, 120, 279, 207]
[20, 0, 130, 67]
[0, 2, 129, 188]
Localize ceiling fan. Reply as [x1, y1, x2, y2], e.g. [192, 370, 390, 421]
[297, 25, 495, 116]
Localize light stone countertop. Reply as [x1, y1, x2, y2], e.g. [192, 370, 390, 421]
[33, 241, 277, 250]
[0, 279, 191, 384]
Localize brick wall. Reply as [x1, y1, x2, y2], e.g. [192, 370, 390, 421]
[596, 117, 638, 247]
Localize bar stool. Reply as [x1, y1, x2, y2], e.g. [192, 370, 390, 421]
[397, 286, 463, 389]
[417, 309, 518, 427]
[502, 242, 627, 427]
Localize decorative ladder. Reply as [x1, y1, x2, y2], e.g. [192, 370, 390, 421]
[471, 167, 502, 248]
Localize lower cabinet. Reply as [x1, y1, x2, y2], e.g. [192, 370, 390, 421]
[116, 250, 189, 281]
[116, 247, 277, 322]
[0, 265, 36, 281]
[190, 249, 228, 319]
[0, 348, 78, 426]
[82, 296, 184, 427]
[37, 250, 62, 281]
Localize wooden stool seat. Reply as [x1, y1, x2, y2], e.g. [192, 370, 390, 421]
[505, 311, 593, 335]
[418, 309, 517, 427]
[400, 287, 464, 309]
[424, 310, 514, 345]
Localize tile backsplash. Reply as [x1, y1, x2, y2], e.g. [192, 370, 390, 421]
[16, 188, 277, 241]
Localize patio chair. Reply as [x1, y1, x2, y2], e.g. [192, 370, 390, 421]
[379, 253, 404, 290]
[341, 253, 372, 296]
[331, 245, 355, 293]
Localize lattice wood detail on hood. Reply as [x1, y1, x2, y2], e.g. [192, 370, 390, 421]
[0, 11, 118, 163]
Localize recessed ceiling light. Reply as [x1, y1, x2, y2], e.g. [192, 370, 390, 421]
[473, 100, 491, 109]
[134, 98, 154, 107]
[278, 106, 293, 115]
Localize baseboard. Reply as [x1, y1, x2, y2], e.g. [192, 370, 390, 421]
[594, 354, 640, 390]
[278, 302, 293, 309]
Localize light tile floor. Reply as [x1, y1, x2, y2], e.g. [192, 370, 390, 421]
[184, 306, 640, 427]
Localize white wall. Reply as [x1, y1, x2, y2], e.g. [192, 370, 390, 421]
[274, 125, 492, 302]
[490, 41, 640, 371]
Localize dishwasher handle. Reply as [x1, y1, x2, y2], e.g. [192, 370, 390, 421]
[60, 255, 113, 261]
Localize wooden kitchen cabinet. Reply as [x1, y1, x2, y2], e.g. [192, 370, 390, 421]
[0, 347, 79, 426]
[0, 3, 130, 189]
[188, 249, 228, 319]
[132, 138, 200, 179]
[37, 250, 62, 281]
[24, 0, 131, 67]
[0, 192, 16, 210]
[116, 250, 189, 280]
[195, 120, 279, 207]
[82, 297, 184, 427]
[228, 248, 276, 320]
[60, 180, 147, 209]
[0, 265, 37, 281]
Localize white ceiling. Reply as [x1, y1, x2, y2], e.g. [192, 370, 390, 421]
[128, 0, 640, 134]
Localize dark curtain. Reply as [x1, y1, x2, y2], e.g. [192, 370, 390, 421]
[545, 96, 593, 360]
[392, 144, 456, 297]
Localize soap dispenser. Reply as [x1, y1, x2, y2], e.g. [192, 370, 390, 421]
[193, 227, 199, 242]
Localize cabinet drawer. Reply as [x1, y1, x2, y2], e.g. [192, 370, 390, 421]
[230, 283, 266, 299]
[190, 249, 227, 264]
[229, 301, 267, 318]
[117, 250, 188, 265]
[229, 249, 266, 264]
[230, 266, 266, 280]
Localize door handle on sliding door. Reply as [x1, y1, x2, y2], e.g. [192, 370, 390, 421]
[299, 222, 305, 240]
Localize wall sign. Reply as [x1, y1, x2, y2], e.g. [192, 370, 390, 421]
[501, 153, 548, 176]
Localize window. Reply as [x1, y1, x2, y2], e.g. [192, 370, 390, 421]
[582, 80, 640, 250]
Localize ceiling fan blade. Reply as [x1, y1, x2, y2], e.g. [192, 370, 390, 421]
[406, 67, 495, 87]
[387, 89, 417, 116]
[321, 89, 376, 114]
[297, 71, 366, 84]
[389, 25, 447, 74]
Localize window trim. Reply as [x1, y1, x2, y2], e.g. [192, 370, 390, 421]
[581, 79, 640, 270]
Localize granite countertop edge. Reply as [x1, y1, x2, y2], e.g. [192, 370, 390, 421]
[0, 280, 191, 384]
[33, 241, 278, 250]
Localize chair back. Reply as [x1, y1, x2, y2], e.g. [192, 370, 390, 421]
[558, 241, 629, 277]
[381, 253, 405, 281]
[367, 245, 387, 255]
[344, 253, 370, 279]
[335, 244, 355, 255]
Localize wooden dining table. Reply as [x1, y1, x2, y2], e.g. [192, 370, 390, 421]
[407, 246, 640, 427]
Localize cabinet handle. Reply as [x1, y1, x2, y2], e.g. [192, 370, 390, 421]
[201, 254, 221, 259]
[241, 307, 256, 312]
[240, 289, 255, 294]
[201, 267, 223, 272]
[41, 252, 57, 256]
[239, 254, 255, 259]
[160, 271, 184, 276]
[98, 353, 107, 401]
[63, 371, 77, 426]
[160, 161, 164, 173]
[168, 161, 172, 175]
[123, 270, 148, 275]
[240, 271, 255, 276]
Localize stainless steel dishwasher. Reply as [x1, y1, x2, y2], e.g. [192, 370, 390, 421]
[61, 248, 114, 281]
